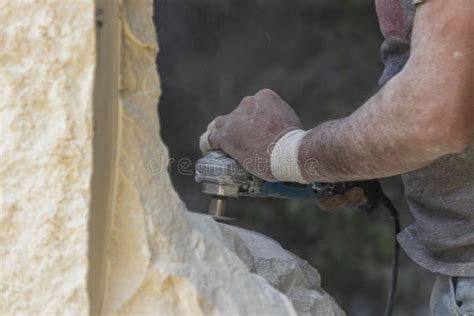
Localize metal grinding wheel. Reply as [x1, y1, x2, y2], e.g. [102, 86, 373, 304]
[195, 151, 261, 221]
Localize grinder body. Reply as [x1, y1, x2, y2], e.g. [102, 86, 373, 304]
[195, 151, 379, 216]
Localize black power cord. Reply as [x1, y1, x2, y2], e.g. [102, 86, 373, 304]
[350, 181, 401, 316]
[306, 181, 402, 315]
[378, 194, 401, 316]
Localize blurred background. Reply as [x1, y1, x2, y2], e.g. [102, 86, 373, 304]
[153, 0, 432, 315]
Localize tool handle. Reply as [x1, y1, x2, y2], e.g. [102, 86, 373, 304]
[329, 180, 383, 213]
[261, 180, 382, 213]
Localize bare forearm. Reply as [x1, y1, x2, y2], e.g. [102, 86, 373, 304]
[299, 0, 474, 183]
[299, 68, 472, 182]
[299, 75, 448, 182]
[205, 0, 474, 184]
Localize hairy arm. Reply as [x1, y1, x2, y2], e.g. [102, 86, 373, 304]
[299, 0, 474, 182]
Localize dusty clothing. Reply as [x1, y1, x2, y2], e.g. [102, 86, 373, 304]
[375, 0, 474, 276]
[430, 276, 474, 315]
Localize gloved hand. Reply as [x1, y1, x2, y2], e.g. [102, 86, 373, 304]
[200, 89, 303, 181]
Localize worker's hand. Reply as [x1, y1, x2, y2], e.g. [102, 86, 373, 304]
[200, 89, 303, 181]
[318, 180, 382, 212]
[318, 187, 368, 211]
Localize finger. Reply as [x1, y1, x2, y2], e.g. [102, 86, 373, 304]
[254, 89, 281, 109]
[319, 194, 349, 212]
[344, 188, 367, 207]
[199, 119, 220, 153]
[214, 115, 227, 129]
[206, 118, 218, 132]
[199, 131, 213, 153]
[255, 88, 278, 100]
[353, 194, 368, 207]
[344, 187, 363, 205]
[254, 89, 303, 128]
[237, 96, 256, 112]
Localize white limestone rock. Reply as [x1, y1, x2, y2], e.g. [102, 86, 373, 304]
[186, 212, 346, 316]
[104, 1, 298, 314]
[0, 1, 95, 314]
[1, 0, 344, 315]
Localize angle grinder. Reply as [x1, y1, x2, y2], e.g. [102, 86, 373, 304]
[195, 150, 382, 218]
[195, 150, 401, 316]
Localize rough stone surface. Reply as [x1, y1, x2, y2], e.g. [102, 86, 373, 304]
[0, 1, 95, 314]
[1, 1, 344, 315]
[104, 1, 345, 315]
[186, 212, 346, 316]
[104, 1, 297, 314]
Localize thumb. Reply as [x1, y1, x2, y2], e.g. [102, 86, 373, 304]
[199, 118, 220, 154]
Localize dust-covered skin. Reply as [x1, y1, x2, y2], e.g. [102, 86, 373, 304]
[204, 88, 369, 209]
[206, 0, 474, 187]
[300, 0, 474, 183]
[207, 89, 303, 181]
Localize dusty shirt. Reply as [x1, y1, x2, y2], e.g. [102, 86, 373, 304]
[375, 0, 474, 276]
